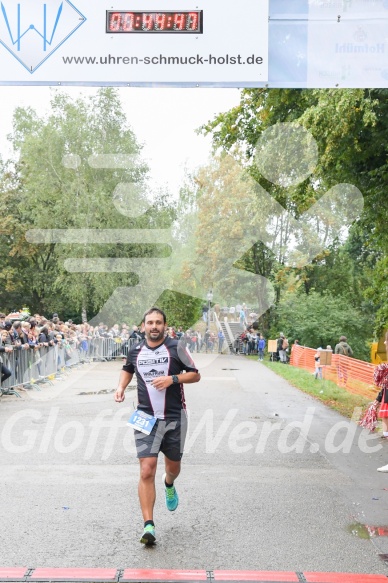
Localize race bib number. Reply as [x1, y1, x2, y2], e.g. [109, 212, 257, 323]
[127, 410, 157, 435]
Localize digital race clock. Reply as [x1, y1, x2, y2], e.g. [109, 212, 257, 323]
[106, 10, 203, 33]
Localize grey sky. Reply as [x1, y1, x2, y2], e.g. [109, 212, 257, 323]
[0, 87, 241, 196]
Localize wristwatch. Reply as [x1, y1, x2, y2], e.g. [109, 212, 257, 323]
[172, 374, 179, 384]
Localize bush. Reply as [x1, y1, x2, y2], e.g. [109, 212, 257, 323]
[273, 290, 373, 361]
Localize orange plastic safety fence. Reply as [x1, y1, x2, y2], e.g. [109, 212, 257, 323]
[290, 345, 377, 399]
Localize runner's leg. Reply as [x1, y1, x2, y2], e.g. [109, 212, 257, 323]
[138, 456, 158, 521]
[164, 457, 181, 485]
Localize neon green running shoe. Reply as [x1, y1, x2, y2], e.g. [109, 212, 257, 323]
[140, 524, 156, 545]
[162, 472, 179, 511]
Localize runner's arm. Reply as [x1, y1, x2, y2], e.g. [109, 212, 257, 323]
[152, 371, 200, 390]
[115, 370, 134, 402]
[177, 371, 201, 384]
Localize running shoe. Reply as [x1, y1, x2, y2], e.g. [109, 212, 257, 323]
[140, 524, 156, 545]
[162, 472, 179, 511]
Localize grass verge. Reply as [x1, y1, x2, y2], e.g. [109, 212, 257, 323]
[249, 357, 372, 419]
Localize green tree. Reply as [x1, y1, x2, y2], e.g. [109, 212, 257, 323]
[0, 89, 175, 321]
[197, 87, 388, 349]
[156, 290, 202, 330]
[275, 290, 373, 361]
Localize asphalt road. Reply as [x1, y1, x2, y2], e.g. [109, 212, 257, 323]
[1, 353, 388, 574]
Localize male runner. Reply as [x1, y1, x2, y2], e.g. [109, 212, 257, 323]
[114, 307, 200, 545]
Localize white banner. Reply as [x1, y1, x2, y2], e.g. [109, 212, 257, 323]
[307, 1, 388, 87]
[0, 0, 387, 86]
[0, 0, 269, 84]
[308, 19, 388, 87]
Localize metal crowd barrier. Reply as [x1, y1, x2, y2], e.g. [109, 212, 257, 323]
[0, 337, 140, 397]
[0, 343, 81, 396]
[85, 337, 139, 360]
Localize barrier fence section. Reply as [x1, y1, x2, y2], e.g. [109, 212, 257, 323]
[290, 345, 377, 399]
[0, 338, 139, 397]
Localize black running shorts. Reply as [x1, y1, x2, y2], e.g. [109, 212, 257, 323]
[134, 415, 188, 461]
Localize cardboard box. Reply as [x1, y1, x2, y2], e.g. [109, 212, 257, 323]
[319, 349, 332, 366]
[268, 339, 277, 353]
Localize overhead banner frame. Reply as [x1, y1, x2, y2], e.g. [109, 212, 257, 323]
[0, 0, 269, 85]
[0, 0, 387, 87]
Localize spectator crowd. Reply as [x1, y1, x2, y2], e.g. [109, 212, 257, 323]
[0, 305, 355, 394]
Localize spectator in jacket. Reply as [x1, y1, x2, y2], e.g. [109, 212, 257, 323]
[218, 330, 225, 353]
[334, 336, 353, 357]
[258, 334, 266, 361]
[334, 335, 353, 384]
[314, 348, 323, 379]
[204, 329, 211, 352]
[12, 321, 31, 349]
[0, 335, 13, 385]
[38, 326, 54, 347]
[249, 330, 257, 355]
[1, 321, 13, 345]
[277, 333, 288, 363]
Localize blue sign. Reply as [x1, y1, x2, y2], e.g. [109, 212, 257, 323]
[127, 410, 157, 435]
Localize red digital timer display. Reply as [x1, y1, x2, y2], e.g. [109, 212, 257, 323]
[106, 10, 203, 33]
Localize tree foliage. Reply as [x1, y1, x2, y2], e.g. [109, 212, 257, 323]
[0, 89, 175, 321]
[189, 88, 388, 355]
[2, 86, 387, 351]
